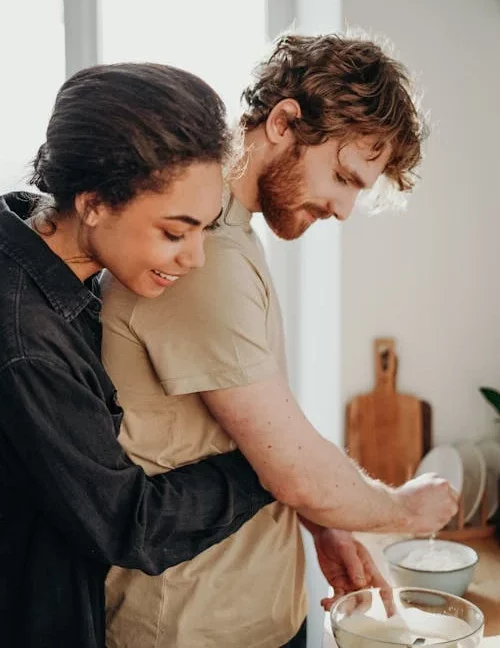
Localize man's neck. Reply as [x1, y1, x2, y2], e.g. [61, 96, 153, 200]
[229, 129, 267, 214]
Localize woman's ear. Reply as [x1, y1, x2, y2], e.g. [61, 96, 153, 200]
[74, 193, 101, 227]
[264, 98, 302, 146]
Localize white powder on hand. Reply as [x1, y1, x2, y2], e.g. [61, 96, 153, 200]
[399, 546, 469, 571]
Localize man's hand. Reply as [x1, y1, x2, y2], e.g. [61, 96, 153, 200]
[395, 472, 459, 535]
[312, 528, 390, 611]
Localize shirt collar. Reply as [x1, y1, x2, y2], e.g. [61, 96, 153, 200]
[222, 192, 252, 230]
[0, 193, 100, 321]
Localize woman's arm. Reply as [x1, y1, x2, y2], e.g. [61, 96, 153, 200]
[0, 358, 273, 575]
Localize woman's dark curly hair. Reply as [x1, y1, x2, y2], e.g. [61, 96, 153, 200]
[241, 34, 427, 191]
[30, 62, 231, 212]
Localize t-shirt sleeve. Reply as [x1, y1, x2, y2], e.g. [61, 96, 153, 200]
[131, 238, 279, 395]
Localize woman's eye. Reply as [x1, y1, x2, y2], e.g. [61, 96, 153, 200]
[205, 220, 221, 233]
[164, 231, 184, 242]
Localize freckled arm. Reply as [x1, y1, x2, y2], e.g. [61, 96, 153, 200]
[201, 372, 407, 532]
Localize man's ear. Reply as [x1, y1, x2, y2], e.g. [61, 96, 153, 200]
[74, 193, 102, 227]
[264, 98, 302, 146]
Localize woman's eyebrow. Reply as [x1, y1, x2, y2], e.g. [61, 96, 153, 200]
[163, 207, 223, 228]
[162, 215, 201, 226]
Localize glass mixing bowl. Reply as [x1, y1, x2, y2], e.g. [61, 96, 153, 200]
[330, 587, 484, 647]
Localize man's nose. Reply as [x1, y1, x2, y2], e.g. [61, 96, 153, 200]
[330, 188, 360, 221]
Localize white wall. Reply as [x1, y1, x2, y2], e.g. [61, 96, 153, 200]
[342, 0, 500, 445]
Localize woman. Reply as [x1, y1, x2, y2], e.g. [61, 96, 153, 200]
[0, 63, 273, 648]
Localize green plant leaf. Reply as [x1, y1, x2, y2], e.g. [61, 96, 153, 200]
[479, 386, 500, 416]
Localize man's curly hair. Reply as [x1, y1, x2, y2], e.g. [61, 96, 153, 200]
[241, 34, 427, 192]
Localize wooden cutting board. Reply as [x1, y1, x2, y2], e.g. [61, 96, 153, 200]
[345, 338, 429, 486]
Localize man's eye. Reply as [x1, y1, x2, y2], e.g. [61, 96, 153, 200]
[164, 231, 184, 242]
[335, 172, 348, 185]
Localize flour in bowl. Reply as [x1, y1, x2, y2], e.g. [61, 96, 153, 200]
[399, 545, 470, 571]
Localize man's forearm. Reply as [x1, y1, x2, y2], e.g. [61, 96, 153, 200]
[296, 470, 405, 532]
[291, 442, 407, 532]
[201, 374, 456, 536]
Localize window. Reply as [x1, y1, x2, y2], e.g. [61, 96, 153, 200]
[100, 0, 266, 123]
[0, 0, 65, 192]
[100, 1, 268, 247]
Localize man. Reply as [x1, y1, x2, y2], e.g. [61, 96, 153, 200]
[102, 34, 458, 647]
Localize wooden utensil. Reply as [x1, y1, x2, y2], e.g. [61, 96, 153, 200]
[345, 338, 426, 486]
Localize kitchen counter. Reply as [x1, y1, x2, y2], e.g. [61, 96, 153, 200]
[322, 532, 500, 646]
[461, 535, 500, 636]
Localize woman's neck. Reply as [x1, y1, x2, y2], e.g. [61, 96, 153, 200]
[29, 215, 101, 282]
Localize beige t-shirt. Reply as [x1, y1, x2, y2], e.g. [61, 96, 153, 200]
[101, 196, 307, 648]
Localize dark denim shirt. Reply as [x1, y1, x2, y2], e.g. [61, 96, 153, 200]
[0, 193, 273, 648]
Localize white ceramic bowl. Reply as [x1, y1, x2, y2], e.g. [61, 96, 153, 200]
[330, 587, 484, 648]
[383, 538, 478, 597]
[454, 441, 487, 523]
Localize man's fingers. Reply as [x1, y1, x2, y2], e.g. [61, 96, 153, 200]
[321, 592, 343, 611]
[449, 483, 460, 504]
[379, 586, 397, 618]
[355, 543, 396, 617]
[357, 542, 390, 589]
[320, 597, 333, 611]
[370, 566, 391, 590]
[337, 535, 366, 587]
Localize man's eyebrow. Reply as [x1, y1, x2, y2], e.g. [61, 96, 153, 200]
[344, 167, 368, 190]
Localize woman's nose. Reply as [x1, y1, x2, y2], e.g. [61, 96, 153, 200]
[178, 234, 206, 270]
